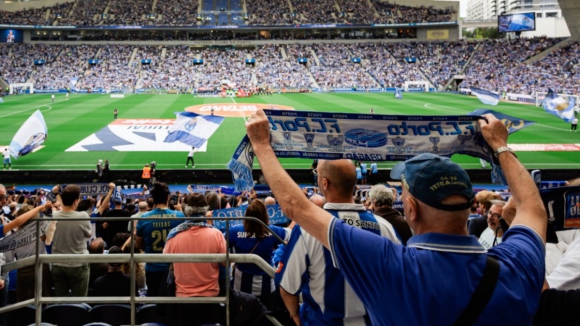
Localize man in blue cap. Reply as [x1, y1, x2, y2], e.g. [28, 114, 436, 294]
[244, 109, 547, 326]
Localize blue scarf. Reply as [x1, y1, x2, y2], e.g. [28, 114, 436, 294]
[228, 109, 533, 192]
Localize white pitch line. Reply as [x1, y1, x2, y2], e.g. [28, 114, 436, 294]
[0, 98, 67, 118]
[230, 96, 251, 123]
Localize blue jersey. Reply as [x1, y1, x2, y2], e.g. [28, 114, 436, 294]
[355, 167, 362, 180]
[228, 224, 290, 296]
[275, 203, 399, 326]
[136, 208, 185, 272]
[328, 221, 545, 326]
[360, 163, 367, 174]
[371, 163, 378, 174]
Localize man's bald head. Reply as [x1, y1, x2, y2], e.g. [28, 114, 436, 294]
[309, 194, 326, 208]
[264, 196, 276, 206]
[138, 201, 148, 212]
[317, 160, 357, 200]
[89, 238, 105, 254]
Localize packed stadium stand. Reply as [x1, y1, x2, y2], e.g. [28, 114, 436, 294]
[0, 0, 457, 26]
[2, 37, 578, 95]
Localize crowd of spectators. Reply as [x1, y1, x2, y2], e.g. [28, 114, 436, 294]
[76, 45, 137, 92]
[57, 0, 108, 26]
[291, 0, 339, 24]
[310, 43, 378, 89]
[462, 37, 565, 95]
[103, 0, 156, 26]
[246, 0, 293, 25]
[154, 0, 199, 26]
[0, 39, 578, 94]
[0, 6, 52, 25]
[336, 0, 376, 25]
[372, 1, 455, 24]
[346, 43, 426, 88]
[254, 45, 314, 89]
[138, 45, 197, 91]
[32, 45, 99, 90]
[194, 49, 254, 90]
[0, 0, 459, 26]
[385, 40, 476, 88]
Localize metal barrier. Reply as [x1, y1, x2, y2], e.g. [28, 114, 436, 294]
[0, 215, 286, 326]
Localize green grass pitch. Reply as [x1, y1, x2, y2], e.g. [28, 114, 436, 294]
[1, 92, 579, 171]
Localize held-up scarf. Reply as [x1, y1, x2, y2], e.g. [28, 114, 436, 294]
[227, 109, 534, 192]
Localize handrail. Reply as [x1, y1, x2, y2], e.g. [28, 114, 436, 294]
[2, 254, 275, 276]
[0, 215, 284, 326]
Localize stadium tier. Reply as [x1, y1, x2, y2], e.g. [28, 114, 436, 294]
[0, 39, 578, 95]
[0, 0, 457, 26]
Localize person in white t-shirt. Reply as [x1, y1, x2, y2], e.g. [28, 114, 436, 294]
[186, 147, 197, 168]
[571, 118, 577, 132]
[2, 149, 10, 170]
[51, 94, 55, 103]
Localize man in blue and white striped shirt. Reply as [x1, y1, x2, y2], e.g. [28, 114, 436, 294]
[275, 159, 399, 326]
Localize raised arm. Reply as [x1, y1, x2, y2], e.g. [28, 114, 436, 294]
[3, 203, 52, 235]
[97, 182, 116, 215]
[478, 114, 547, 242]
[246, 109, 333, 248]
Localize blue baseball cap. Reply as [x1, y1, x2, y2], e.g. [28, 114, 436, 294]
[390, 153, 474, 211]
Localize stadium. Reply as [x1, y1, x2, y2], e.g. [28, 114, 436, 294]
[0, 0, 579, 325]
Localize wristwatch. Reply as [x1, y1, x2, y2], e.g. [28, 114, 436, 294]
[494, 146, 517, 159]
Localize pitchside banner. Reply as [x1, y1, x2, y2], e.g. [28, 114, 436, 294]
[541, 186, 580, 231]
[212, 204, 289, 231]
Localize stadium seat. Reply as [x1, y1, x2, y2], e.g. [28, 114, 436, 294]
[43, 303, 91, 326]
[89, 304, 131, 326]
[82, 323, 112, 326]
[137, 304, 166, 324]
[7, 305, 36, 326]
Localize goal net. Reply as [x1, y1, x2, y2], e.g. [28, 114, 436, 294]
[535, 92, 580, 108]
[9, 83, 33, 95]
[404, 81, 429, 92]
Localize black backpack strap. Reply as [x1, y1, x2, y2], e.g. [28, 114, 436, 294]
[452, 256, 501, 326]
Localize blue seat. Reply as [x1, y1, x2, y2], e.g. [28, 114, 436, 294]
[137, 304, 165, 324]
[8, 306, 36, 326]
[43, 304, 91, 326]
[89, 304, 131, 326]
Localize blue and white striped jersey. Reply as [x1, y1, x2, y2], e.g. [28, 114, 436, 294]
[275, 203, 399, 326]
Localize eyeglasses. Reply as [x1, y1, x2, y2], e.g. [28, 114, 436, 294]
[487, 211, 502, 220]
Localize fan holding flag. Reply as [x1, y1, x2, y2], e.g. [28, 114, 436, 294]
[395, 88, 403, 100]
[541, 88, 576, 123]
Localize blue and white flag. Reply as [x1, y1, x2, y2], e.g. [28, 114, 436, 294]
[471, 87, 500, 106]
[228, 109, 501, 192]
[164, 112, 225, 147]
[541, 88, 576, 123]
[395, 89, 403, 99]
[468, 109, 535, 134]
[9, 109, 48, 159]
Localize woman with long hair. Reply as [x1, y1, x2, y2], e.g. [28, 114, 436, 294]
[227, 199, 291, 309]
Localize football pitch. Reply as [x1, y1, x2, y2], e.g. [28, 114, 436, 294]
[1, 92, 580, 171]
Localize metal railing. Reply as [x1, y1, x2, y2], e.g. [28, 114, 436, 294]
[0, 215, 286, 326]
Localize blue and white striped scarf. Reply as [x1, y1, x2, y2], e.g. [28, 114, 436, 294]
[228, 109, 532, 192]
